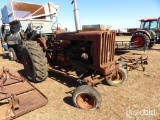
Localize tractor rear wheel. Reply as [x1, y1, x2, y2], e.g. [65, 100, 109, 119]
[22, 41, 48, 82]
[72, 85, 102, 110]
[131, 32, 150, 47]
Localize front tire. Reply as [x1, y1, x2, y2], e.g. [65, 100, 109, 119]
[72, 85, 102, 110]
[22, 41, 48, 82]
[106, 67, 128, 87]
[8, 47, 17, 61]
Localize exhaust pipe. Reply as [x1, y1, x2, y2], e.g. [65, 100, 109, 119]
[71, 0, 81, 31]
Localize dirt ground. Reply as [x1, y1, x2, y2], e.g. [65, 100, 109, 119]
[0, 36, 160, 120]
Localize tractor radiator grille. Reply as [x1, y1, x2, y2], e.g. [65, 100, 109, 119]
[100, 31, 116, 65]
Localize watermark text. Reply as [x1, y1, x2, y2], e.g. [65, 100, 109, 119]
[126, 109, 156, 116]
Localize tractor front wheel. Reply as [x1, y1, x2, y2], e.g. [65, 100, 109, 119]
[8, 47, 17, 61]
[106, 67, 128, 87]
[72, 85, 102, 110]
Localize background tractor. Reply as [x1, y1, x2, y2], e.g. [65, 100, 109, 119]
[131, 17, 160, 48]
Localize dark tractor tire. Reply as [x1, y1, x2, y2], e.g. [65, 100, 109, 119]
[131, 32, 150, 47]
[148, 39, 154, 47]
[106, 67, 128, 87]
[8, 47, 17, 61]
[22, 41, 48, 82]
[72, 85, 102, 110]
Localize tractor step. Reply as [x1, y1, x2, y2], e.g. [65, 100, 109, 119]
[0, 68, 48, 120]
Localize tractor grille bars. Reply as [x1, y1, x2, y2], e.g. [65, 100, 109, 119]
[100, 31, 116, 65]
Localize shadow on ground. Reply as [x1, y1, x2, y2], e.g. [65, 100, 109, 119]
[147, 48, 160, 51]
[18, 68, 88, 88]
[63, 96, 75, 108]
[48, 71, 80, 88]
[0, 53, 9, 59]
[115, 50, 130, 55]
[18, 68, 110, 88]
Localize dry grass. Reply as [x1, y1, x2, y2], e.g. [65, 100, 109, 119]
[0, 36, 159, 120]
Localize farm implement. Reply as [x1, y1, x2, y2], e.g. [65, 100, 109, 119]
[117, 56, 148, 71]
[115, 40, 141, 50]
[0, 68, 48, 119]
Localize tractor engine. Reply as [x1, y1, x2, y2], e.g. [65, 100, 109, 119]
[46, 38, 93, 76]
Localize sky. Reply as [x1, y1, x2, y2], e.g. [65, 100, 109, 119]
[0, 0, 160, 31]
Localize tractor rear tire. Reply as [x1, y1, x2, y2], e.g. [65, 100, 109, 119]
[148, 39, 154, 47]
[22, 41, 48, 82]
[72, 85, 102, 110]
[8, 47, 17, 61]
[131, 32, 150, 47]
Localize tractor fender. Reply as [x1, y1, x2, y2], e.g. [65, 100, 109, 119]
[150, 30, 157, 39]
[36, 37, 47, 52]
[31, 34, 47, 52]
[133, 30, 151, 39]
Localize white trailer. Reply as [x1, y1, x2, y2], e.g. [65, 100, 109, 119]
[0, 0, 60, 60]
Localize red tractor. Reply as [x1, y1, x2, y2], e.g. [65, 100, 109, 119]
[21, 0, 128, 110]
[131, 17, 160, 47]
